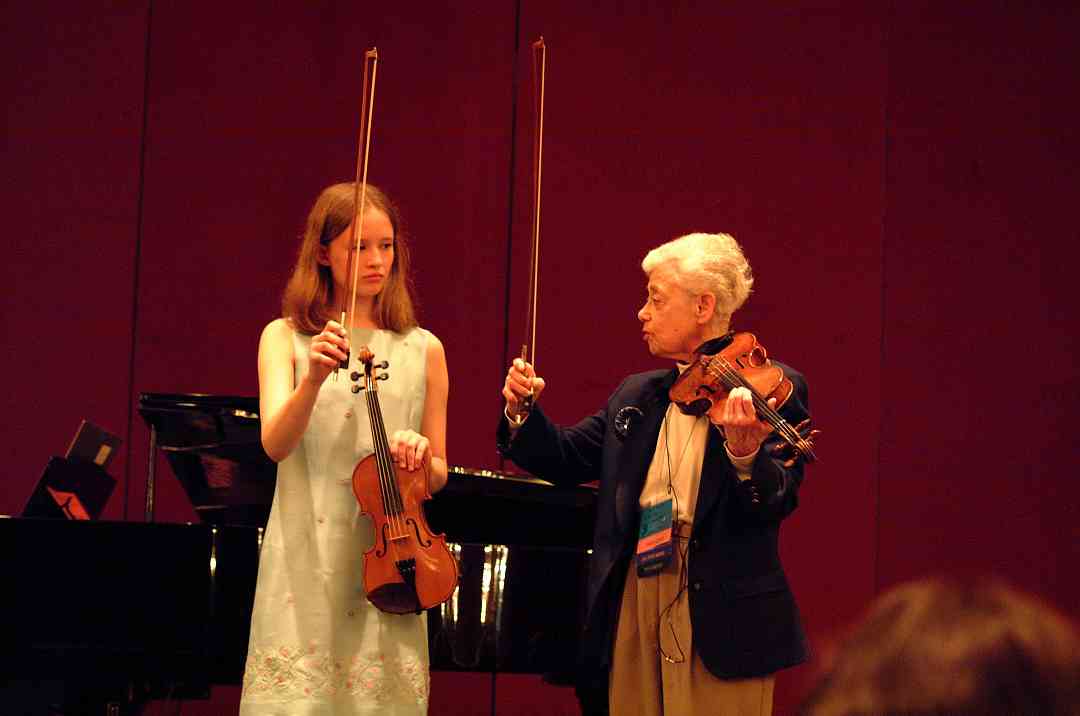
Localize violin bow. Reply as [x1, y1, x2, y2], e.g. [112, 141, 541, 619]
[518, 37, 545, 415]
[336, 47, 379, 379]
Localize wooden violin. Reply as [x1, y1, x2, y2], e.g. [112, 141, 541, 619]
[669, 332, 820, 466]
[350, 347, 458, 614]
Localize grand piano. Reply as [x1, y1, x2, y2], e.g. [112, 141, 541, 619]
[1, 393, 597, 714]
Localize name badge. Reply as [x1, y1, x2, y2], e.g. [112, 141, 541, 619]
[636, 498, 673, 577]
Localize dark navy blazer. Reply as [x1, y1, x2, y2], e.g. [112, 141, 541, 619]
[497, 359, 811, 679]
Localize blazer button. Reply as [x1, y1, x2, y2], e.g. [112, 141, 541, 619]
[692, 580, 703, 592]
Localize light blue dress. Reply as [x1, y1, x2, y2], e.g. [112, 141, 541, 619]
[240, 325, 432, 715]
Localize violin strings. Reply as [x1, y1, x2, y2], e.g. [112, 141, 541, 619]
[366, 388, 395, 534]
[367, 384, 406, 539]
[374, 381, 409, 535]
[707, 359, 791, 432]
[726, 362, 813, 458]
[713, 363, 794, 442]
[706, 358, 807, 453]
[378, 391, 408, 536]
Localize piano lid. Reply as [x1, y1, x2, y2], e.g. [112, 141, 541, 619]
[138, 392, 276, 526]
[137, 393, 598, 538]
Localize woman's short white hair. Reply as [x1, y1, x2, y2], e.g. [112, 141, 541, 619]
[641, 232, 754, 324]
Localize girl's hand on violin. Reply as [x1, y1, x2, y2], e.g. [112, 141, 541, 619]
[305, 321, 350, 386]
[389, 429, 429, 472]
[502, 358, 546, 414]
[710, 387, 775, 458]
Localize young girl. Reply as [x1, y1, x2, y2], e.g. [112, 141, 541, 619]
[240, 183, 449, 715]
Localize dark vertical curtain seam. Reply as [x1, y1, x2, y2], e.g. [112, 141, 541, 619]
[123, 0, 155, 521]
[498, 0, 524, 475]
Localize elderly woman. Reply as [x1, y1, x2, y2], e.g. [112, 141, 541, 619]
[498, 233, 812, 716]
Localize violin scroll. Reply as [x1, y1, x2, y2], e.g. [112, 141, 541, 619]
[350, 349, 389, 393]
[770, 419, 822, 468]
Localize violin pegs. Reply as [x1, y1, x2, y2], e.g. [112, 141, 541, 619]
[377, 373, 389, 381]
[771, 443, 807, 468]
[376, 361, 389, 370]
[350, 371, 362, 381]
[351, 384, 366, 394]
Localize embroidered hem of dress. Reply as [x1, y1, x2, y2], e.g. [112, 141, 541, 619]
[241, 645, 429, 706]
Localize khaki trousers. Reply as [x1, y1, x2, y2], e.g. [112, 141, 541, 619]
[609, 522, 774, 716]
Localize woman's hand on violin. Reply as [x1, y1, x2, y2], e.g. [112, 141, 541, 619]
[710, 387, 775, 458]
[304, 320, 350, 387]
[389, 430, 429, 472]
[502, 358, 546, 416]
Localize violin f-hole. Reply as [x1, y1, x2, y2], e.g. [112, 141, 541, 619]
[406, 517, 432, 548]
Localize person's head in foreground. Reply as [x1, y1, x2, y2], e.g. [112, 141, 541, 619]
[801, 576, 1080, 716]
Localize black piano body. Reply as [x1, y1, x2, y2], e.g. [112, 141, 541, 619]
[2, 393, 597, 712]
[0, 517, 255, 707]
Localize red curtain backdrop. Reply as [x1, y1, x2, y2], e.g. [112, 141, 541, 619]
[3, 2, 1077, 714]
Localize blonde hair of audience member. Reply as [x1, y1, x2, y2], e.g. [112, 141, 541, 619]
[641, 232, 754, 335]
[282, 182, 417, 335]
[800, 577, 1080, 716]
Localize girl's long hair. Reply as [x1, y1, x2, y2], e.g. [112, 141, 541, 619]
[282, 182, 417, 334]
